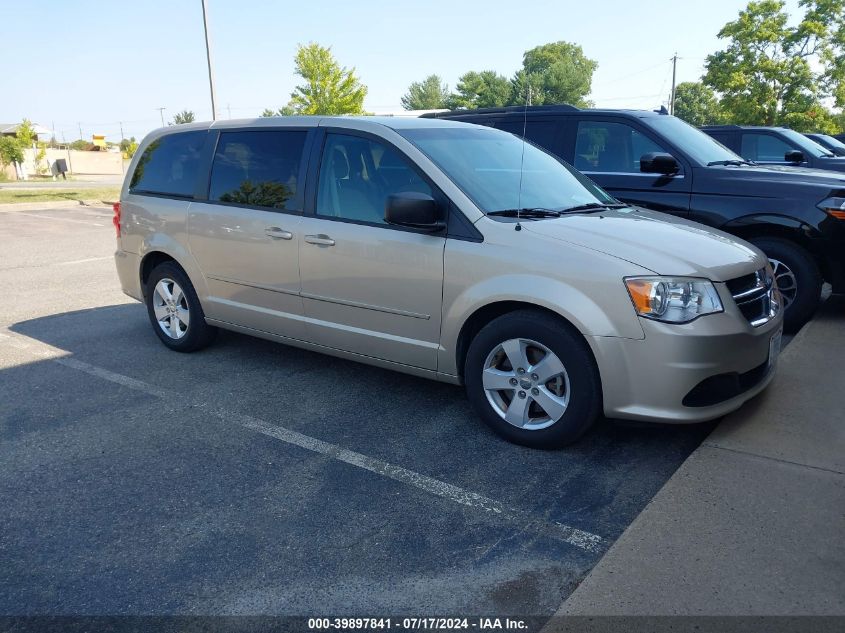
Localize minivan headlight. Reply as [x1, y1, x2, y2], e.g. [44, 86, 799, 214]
[625, 277, 723, 323]
[818, 196, 845, 219]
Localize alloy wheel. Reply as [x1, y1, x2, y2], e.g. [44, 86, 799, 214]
[152, 278, 190, 339]
[770, 258, 798, 309]
[482, 338, 570, 430]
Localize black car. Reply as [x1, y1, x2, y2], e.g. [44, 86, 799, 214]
[805, 133, 845, 157]
[701, 125, 845, 173]
[426, 105, 845, 331]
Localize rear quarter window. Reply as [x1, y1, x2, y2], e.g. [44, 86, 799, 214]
[129, 131, 207, 197]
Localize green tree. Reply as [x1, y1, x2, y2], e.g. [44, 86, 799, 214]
[673, 82, 724, 126]
[260, 106, 296, 117]
[120, 136, 138, 158]
[283, 43, 367, 115]
[0, 136, 24, 167]
[171, 110, 196, 125]
[447, 71, 512, 109]
[401, 74, 449, 110]
[15, 119, 37, 149]
[703, 0, 843, 125]
[510, 41, 597, 106]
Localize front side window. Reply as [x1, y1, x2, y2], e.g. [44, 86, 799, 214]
[574, 121, 668, 173]
[741, 133, 795, 162]
[400, 126, 615, 214]
[130, 131, 206, 197]
[316, 133, 433, 225]
[209, 130, 306, 210]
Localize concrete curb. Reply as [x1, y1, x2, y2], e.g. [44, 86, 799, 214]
[0, 200, 113, 212]
[548, 298, 845, 619]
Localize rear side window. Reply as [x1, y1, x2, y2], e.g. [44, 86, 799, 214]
[495, 119, 561, 154]
[209, 130, 306, 211]
[129, 131, 206, 197]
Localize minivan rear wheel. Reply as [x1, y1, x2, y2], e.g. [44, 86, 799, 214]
[464, 310, 601, 448]
[749, 237, 821, 333]
[145, 262, 217, 352]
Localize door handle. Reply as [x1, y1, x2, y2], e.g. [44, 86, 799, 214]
[304, 234, 335, 246]
[265, 227, 293, 240]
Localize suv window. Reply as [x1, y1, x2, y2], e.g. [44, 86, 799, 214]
[316, 133, 433, 225]
[574, 121, 667, 173]
[740, 133, 793, 162]
[129, 131, 206, 197]
[208, 130, 306, 210]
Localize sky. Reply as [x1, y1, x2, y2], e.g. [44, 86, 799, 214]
[4, 0, 806, 143]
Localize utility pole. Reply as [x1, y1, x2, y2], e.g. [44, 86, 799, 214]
[156, 107, 166, 126]
[201, 0, 218, 120]
[78, 122, 83, 140]
[670, 53, 678, 115]
[119, 121, 125, 141]
[227, 103, 231, 119]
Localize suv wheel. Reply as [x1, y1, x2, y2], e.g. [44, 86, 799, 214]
[749, 237, 821, 333]
[145, 262, 217, 352]
[464, 310, 601, 448]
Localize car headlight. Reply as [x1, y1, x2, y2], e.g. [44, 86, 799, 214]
[818, 196, 845, 219]
[624, 277, 724, 323]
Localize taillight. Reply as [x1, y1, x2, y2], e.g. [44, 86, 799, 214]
[112, 202, 121, 237]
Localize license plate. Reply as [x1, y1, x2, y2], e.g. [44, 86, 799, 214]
[768, 329, 783, 370]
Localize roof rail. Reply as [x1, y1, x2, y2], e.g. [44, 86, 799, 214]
[421, 104, 580, 118]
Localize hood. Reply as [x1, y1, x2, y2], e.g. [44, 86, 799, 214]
[700, 163, 845, 188]
[522, 207, 766, 282]
[815, 156, 845, 172]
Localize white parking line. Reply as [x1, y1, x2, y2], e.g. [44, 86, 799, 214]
[4, 211, 105, 227]
[0, 330, 605, 553]
[57, 256, 113, 265]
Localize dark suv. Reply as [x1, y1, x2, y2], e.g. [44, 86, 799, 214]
[701, 125, 845, 173]
[426, 105, 845, 331]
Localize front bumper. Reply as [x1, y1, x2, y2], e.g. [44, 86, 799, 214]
[591, 285, 783, 423]
[815, 237, 845, 293]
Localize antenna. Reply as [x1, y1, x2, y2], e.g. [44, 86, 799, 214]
[515, 85, 530, 232]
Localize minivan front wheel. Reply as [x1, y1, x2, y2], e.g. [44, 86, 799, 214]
[749, 237, 821, 333]
[464, 310, 601, 448]
[145, 262, 217, 352]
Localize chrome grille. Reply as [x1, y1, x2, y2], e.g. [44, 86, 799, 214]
[728, 267, 779, 327]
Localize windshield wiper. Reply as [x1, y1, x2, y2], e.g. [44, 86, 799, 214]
[487, 208, 562, 218]
[707, 159, 755, 166]
[559, 202, 628, 214]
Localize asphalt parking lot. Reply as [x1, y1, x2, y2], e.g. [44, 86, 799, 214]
[1, 203, 724, 616]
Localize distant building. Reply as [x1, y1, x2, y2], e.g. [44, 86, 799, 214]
[0, 122, 52, 138]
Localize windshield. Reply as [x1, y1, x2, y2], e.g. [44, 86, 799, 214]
[778, 128, 833, 158]
[399, 126, 616, 214]
[646, 116, 744, 165]
[813, 134, 845, 152]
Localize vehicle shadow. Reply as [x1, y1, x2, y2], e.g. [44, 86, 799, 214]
[6, 303, 718, 540]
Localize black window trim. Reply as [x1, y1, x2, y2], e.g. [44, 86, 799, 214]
[200, 126, 315, 216]
[305, 126, 482, 241]
[128, 129, 212, 200]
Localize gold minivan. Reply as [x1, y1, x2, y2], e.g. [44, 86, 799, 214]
[114, 117, 783, 447]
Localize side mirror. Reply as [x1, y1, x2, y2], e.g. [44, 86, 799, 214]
[385, 192, 445, 232]
[640, 152, 679, 175]
[785, 150, 804, 163]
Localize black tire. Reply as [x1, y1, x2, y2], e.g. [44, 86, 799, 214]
[464, 310, 602, 448]
[145, 261, 217, 352]
[749, 237, 821, 333]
